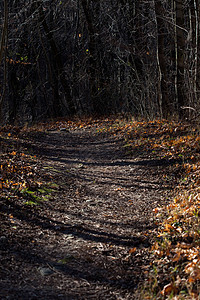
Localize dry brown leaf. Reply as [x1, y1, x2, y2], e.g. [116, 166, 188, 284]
[129, 247, 137, 254]
[161, 283, 178, 296]
[172, 252, 181, 262]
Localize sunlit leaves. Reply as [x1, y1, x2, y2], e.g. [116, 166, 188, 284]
[0, 151, 34, 191]
[6, 58, 31, 66]
[150, 162, 200, 298]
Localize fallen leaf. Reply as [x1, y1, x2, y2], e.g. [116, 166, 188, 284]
[172, 252, 181, 262]
[161, 283, 178, 296]
[129, 247, 137, 254]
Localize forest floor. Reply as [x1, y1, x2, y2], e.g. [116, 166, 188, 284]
[0, 117, 200, 299]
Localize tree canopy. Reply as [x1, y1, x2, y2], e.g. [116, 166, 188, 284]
[0, 1, 199, 124]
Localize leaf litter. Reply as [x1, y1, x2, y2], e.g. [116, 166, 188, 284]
[0, 116, 200, 299]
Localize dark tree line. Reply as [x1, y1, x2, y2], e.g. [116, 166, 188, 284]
[0, 0, 199, 124]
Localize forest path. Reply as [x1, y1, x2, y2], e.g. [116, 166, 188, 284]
[1, 127, 171, 299]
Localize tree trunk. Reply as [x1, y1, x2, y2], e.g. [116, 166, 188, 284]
[81, 0, 98, 112]
[0, 0, 8, 120]
[155, 0, 169, 118]
[81, 0, 105, 114]
[176, 0, 186, 118]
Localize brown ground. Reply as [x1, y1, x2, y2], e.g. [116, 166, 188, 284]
[0, 127, 172, 299]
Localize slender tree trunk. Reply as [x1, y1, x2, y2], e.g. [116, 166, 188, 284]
[0, 0, 8, 64]
[194, 0, 200, 107]
[155, 0, 169, 118]
[193, 0, 198, 103]
[175, 0, 186, 118]
[0, 0, 8, 120]
[81, 0, 99, 113]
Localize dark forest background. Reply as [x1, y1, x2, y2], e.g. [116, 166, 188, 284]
[0, 0, 199, 124]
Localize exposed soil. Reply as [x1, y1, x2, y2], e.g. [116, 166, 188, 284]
[0, 127, 172, 299]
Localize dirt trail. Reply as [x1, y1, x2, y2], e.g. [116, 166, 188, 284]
[0, 128, 171, 299]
